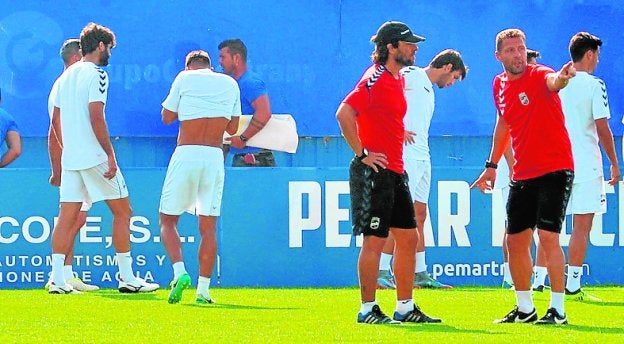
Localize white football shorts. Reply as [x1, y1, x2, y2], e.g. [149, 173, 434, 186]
[566, 176, 606, 215]
[405, 159, 431, 204]
[159, 145, 225, 216]
[60, 161, 128, 204]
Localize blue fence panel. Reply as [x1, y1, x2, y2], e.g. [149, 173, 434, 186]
[2, 165, 623, 289]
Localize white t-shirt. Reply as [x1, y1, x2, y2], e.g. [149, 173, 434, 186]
[401, 66, 434, 161]
[53, 61, 109, 170]
[162, 68, 241, 121]
[48, 77, 60, 119]
[559, 71, 610, 182]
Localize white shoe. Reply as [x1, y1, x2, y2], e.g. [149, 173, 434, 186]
[118, 277, 159, 293]
[48, 283, 82, 294]
[67, 277, 100, 291]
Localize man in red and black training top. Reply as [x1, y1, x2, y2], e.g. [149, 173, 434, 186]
[336, 21, 440, 325]
[472, 28, 575, 325]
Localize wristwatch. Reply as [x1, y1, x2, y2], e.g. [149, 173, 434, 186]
[240, 134, 249, 142]
[485, 160, 498, 169]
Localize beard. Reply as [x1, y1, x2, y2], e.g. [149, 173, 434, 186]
[395, 51, 414, 67]
[505, 60, 526, 76]
[98, 50, 111, 66]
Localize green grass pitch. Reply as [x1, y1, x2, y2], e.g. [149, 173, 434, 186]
[0, 287, 622, 343]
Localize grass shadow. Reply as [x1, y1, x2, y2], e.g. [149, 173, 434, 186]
[574, 300, 624, 307]
[95, 291, 160, 301]
[396, 323, 502, 335]
[182, 302, 299, 311]
[561, 324, 623, 334]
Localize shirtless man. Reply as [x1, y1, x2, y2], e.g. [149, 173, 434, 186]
[159, 50, 240, 304]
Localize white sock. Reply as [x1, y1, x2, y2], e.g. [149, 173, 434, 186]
[360, 300, 376, 315]
[503, 262, 513, 284]
[197, 276, 211, 297]
[172, 262, 187, 280]
[415, 251, 426, 273]
[396, 299, 414, 314]
[379, 253, 393, 271]
[532, 266, 548, 287]
[550, 292, 565, 315]
[116, 252, 135, 282]
[51, 254, 66, 286]
[515, 290, 534, 313]
[63, 265, 74, 281]
[566, 265, 583, 292]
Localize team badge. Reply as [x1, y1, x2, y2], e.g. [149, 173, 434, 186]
[518, 92, 529, 106]
[370, 217, 380, 230]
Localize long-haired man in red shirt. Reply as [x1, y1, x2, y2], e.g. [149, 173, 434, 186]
[336, 21, 440, 325]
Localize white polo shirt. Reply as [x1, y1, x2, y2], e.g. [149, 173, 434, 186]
[559, 71, 610, 182]
[401, 66, 435, 161]
[162, 68, 241, 121]
[53, 61, 109, 170]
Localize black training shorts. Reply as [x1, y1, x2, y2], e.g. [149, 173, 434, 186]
[349, 157, 416, 238]
[506, 170, 574, 234]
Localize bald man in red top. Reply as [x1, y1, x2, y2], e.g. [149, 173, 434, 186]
[472, 28, 575, 325]
[337, 21, 440, 325]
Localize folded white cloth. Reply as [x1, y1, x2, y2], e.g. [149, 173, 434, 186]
[224, 114, 299, 153]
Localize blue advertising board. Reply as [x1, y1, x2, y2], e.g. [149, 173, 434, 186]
[1, 167, 622, 288]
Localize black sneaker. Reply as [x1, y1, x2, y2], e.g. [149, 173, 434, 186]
[393, 305, 442, 323]
[357, 305, 401, 324]
[535, 307, 568, 325]
[493, 306, 538, 323]
[532, 285, 545, 292]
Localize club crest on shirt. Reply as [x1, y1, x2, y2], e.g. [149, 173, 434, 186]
[518, 92, 529, 106]
[370, 217, 380, 230]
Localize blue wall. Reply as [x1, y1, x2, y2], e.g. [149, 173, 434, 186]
[1, 1, 623, 137]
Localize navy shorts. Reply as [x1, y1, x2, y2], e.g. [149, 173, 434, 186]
[349, 157, 416, 238]
[506, 170, 574, 234]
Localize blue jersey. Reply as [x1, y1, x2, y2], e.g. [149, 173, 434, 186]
[0, 107, 19, 152]
[237, 70, 267, 115]
[231, 70, 269, 154]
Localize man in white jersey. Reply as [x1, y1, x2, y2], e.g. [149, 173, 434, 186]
[160, 50, 240, 305]
[46, 38, 98, 292]
[48, 22, 159, 294]
[377, 49, 467, 289]
[559, 32, 619, 300]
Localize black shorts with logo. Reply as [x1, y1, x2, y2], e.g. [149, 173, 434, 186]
[507, 170, 574, 234]
[349, 157, 416, 238]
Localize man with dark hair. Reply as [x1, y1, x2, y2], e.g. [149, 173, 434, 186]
[0, 88, 21, 168]
[527, 49, 541, 64]
[559, 32, 618, 300]
[336, 21, 440, 324]
[48, 22, 158, 294]
[218, 39, 275, 167]
[472, 28, 575, 325]
[378, 49, 467, 290]
[160, 49, 240, 305]
[46, 38, 99, 292]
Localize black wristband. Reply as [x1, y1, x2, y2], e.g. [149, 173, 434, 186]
[485, 160, 498, 169]
[240, 134, 249, 142]
[357, 148, 368, 160]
